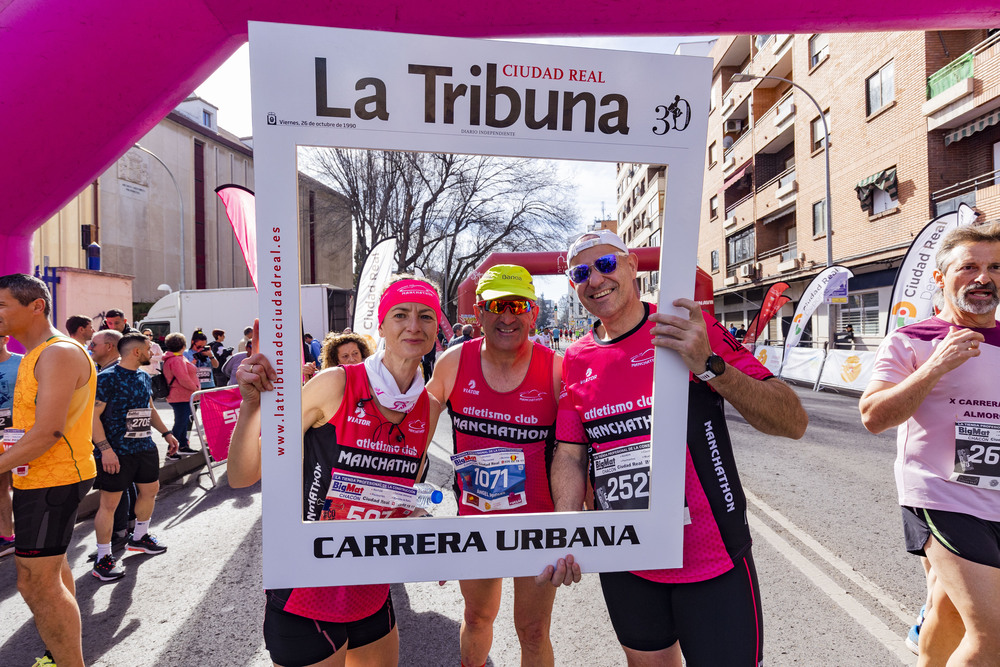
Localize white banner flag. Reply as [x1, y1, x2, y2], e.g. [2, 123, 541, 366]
[782, 265, 854, 365]
[352, 237, 397, 348]
[885, 203, 976, 335]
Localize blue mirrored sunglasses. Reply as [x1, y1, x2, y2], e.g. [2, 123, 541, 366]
[566, 253, 625, 284]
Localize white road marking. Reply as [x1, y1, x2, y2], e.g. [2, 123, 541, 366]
[747, 511, 916, 665]
[746, 489, 913, 625]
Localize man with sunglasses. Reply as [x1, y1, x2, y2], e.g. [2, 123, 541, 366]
[542, 230, 808, 667]
[428, 265, 562, 667]
[88, 329, 122, 371]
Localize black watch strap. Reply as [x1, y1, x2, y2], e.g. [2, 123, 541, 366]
[695, 354, 725, 381]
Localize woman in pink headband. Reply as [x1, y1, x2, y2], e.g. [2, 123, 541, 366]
[228, 275, 443, 667]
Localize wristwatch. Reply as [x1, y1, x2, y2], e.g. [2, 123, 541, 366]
[695, 354, 726, 381]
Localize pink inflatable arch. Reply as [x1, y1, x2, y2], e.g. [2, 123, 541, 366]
[2, 0, 997, 275]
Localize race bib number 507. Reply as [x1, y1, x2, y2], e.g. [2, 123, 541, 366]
[321, 473, 421, 521]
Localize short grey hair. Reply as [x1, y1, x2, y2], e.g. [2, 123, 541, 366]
[936, 222, 1000, 273]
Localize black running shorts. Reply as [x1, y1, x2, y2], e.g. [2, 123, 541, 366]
[903, 506, 1000, 569]
[599, 552, 763, 664]
[263, 590, 396, 665]
[13, 479, 94, 558]
[96, 448, 160, 492]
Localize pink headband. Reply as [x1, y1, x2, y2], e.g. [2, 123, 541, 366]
[378, 280, 442, 326]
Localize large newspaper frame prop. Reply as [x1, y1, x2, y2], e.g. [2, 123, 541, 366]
[249, 22, 710, 589]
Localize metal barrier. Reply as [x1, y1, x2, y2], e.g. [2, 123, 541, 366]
[750, 341, 876, 393]
[189, 385, 243, 487]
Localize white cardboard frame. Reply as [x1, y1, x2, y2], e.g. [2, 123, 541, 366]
[249, 22, 710, 589]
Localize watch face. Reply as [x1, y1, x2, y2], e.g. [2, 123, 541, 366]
[707, 355, 725, 375]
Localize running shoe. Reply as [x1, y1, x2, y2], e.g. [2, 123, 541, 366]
[906, 605, 925, 655]
[165, 452, 182, 462]
[30, 650, 56, 666]
[127, 533, 167, 555]
[0, 536, 14, 557]
[92, 554, 125, 581]
[87, 532, 130, 562]
[176, 446, 199, 456]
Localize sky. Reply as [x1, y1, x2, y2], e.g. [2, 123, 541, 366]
[194, 35, 714, 301]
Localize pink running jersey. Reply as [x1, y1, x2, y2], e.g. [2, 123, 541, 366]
[871, 317, 1000, 521]
[556, 303, 773, 584]
[448, 340, 558, 514]
[275, 363, 431, 622]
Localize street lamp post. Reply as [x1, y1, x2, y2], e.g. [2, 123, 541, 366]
[730, 73, 834, 345]
[134, 143, 186, 290]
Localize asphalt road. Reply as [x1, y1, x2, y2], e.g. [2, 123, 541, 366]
[0, 386, 921, 666]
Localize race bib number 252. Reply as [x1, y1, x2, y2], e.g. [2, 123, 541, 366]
[592, 441, 650, 511]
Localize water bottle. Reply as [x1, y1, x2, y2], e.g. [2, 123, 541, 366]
[3, 429, 29, 476]
[413, 482, 443, 510]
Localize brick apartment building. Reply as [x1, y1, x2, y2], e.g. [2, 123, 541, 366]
[619, 30, 1000, 348]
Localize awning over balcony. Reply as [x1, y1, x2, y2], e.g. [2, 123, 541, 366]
[945, 109, 1000, 146]
[855, 167, 898, 213]
[723, 160, 753, 191]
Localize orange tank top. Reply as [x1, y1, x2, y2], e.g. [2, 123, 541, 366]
[12, 336, 97, 489]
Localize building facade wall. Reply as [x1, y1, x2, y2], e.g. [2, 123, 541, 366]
[297, 173, 354, 290]
[34, 109, 255, 305]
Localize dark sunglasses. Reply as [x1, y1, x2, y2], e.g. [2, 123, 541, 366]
[566, 253, 626, 284]
[477, 299, 533, 315]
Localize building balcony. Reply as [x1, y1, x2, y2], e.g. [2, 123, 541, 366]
[754, 167, 797, 221]
[724, 192, 755, 231]
[748, 34, 793, 83]
[757, 242, 801, 277]
[722, 130, 753, 178]
[754, 91, 796, 153]
[924, 31, 1000, 130]
[722, 67, 754, 121]
[931, 166, 1000, 216]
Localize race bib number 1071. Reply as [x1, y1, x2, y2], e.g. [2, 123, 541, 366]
[451, 447, 527, 512]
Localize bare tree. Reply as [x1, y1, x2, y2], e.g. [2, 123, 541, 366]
[304, 148, 578, 322]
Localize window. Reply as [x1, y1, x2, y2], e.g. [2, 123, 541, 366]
[711, 250, 720, 272]
[202, 110, 214, 127]
[839, 292, 880, 335]
[994, 141, 999, 186]
[872, 186, 898, 214]
[866, 61, 895, 116]
[708, 141, 718, 167]
[812, 200, 827, 236]
[810, 110, 830, 152]
[709, 195, 719, 219]
[809, 34, 829, 68]
[726, 227, 755, 266]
